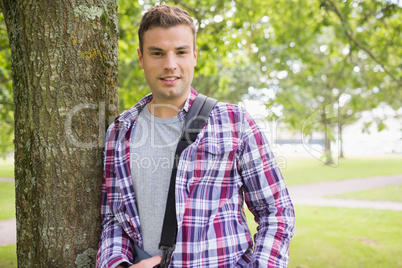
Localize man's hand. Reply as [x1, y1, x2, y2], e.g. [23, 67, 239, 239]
[129, 256, 162, 268]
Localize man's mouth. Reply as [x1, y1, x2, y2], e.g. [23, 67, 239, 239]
[161, 77, 179, 81]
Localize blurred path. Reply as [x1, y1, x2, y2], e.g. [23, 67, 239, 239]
[288, 174, 402, 211]
[0, 177, 14, 182]
[1, 174, 402, 246]
[0, 219, 16, 246]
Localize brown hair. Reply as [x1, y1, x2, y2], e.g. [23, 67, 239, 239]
[138, 5, 197, 53]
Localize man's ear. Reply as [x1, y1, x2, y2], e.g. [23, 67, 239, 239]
[137, 48, 144, 69]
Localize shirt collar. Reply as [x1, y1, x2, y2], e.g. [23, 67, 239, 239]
[178, 87, 198, 122]
[115, 87, 199, 125]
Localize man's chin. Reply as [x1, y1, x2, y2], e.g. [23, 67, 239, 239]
[153, 87, 190, 103]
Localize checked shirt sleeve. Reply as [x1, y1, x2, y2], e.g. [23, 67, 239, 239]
[238, 109, 295, 268]
[96, 123, 134, 268]
[96, 206, 134, 268]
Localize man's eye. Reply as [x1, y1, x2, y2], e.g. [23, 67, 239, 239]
[178, 51, 187, 55]
[152, 52, 162, 56]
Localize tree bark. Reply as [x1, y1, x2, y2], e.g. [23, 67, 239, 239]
[321, 106, 334, 165]
[1, 0, 119, 266]
[339, 124, 344, 158]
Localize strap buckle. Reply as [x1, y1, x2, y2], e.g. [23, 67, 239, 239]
[159, 244, 175, 268]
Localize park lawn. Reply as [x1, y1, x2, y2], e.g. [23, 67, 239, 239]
[329, 184, 402, 202]
[280, 156, 402, 186]
[0, 245, 16, 268]
[246, 205, 402, 268]
[0, 182, 15, 220]
[288, 206, 402, 268]
[0, 158, 13, 178]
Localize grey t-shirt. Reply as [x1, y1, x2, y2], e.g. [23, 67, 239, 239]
[130, 104, 182, 256]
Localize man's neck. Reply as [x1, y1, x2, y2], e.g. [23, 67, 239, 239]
[147, 98, 185, 118]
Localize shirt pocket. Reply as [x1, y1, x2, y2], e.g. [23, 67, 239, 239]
[196, 137, 238, 168]
[187, 137, 240, 192]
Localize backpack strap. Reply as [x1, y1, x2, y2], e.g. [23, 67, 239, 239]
[158, 94, 218, 267]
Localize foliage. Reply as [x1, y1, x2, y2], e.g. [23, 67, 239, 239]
[259, 0, 401, 163]
[0, 12, 13, 156]
[117, 0, 148, 109]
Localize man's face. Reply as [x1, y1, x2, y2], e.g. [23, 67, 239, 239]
[138, 25, 197, 106]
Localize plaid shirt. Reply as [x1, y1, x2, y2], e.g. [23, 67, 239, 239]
[97, 89, 295, 268]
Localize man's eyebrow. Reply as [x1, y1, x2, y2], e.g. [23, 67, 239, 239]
[146, 45, 192, 52]
[147, 46, 163, 51]
[176, 45, 191, 50]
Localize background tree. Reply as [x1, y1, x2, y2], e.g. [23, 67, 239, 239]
[0, 0, 119, 266]
[259, 0, 401, 163]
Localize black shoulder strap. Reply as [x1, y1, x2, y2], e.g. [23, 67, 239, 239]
[158, 94, 217, 267]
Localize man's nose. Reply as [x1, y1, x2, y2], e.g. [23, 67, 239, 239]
[163, 53, 178, 70]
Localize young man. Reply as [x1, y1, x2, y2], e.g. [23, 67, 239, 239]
[97, 5, 295, 268]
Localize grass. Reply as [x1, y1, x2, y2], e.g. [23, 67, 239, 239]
[287, 205, 402, 268]
[329, 184, 402, 202]
[0, 182, 15, 220]
[0, 245, 16, 268]
[0, 158, 13, 178]
[246, 205, 402, 268]
[280, 156, 402, 186]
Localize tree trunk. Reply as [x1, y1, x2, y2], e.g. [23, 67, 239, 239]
[1, 0, 119, 266]
[339, 123, 344, 158]
[321, 106, 334, 165]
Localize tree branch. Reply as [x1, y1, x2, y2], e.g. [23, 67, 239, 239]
[321, 0, 401, 86]
[173, 0, 207, 36]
